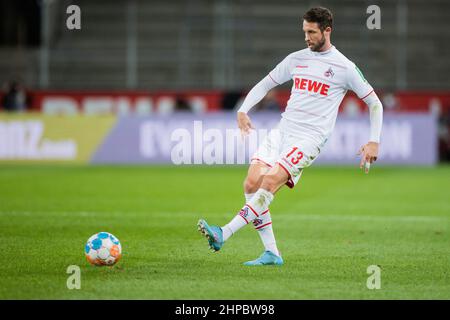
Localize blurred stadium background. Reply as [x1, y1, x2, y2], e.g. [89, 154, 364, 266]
[1, 0, 450, 299]
[0, 0, 449, 163]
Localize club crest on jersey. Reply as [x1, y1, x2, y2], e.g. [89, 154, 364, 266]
[324, 67, 334, 78]
[239, 207, 249, 219]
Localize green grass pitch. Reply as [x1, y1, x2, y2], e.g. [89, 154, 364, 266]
[0, 165, 449, 299]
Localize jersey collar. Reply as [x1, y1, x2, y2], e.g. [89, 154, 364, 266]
[310, 45, 335, 56]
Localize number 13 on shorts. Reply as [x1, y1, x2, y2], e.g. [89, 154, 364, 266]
[286, 147, 303, 165]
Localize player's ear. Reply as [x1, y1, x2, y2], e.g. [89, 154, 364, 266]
[324, 26, 332, 33]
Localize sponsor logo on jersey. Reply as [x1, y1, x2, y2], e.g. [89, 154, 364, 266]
[324, 67, 334, 78]
[293, 76, 330, 96]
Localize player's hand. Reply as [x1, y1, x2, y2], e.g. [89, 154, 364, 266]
[237, 112, 254, 137]
[357, 141, 379, 174]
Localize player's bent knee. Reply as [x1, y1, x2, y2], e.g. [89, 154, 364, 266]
[243, 161, 272, 193]
[260, 165, 290, 194]
[243, 175, 260, 194]
[260, 174, 284, 194]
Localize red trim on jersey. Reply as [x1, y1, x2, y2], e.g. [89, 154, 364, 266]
[268, 74, 280, 85]
[277, 162, 295, 189]
[251, 158, 273, 168]
[277, 161, 292, 178]
[261, 209, 269, 216]
[255, 222, 272, 230]
[360, 90, 374, 100]
[285, 180, 295, 188]
[246, 204, 259, 217]
[239, 214, 248, 224]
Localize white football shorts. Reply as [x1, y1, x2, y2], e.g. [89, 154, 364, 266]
[251, 128, 321, 188]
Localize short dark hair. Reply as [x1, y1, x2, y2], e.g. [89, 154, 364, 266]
[303, 7, 333, 31]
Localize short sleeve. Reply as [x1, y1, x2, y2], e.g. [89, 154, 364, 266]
[268, 55, 292, 85]
[346, 63, 373, 99]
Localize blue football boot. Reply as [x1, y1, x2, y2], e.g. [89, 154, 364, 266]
[197, 219, 224, 252]
[243, 250, 284, 266]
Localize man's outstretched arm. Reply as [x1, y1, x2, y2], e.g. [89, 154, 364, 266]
[358, 91, 383, 173]
[237, 75, 280, 136]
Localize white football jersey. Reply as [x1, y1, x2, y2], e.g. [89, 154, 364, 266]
[269, 46, 374, 146]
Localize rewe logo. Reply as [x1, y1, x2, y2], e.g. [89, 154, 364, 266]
[293, 77, 330, 96]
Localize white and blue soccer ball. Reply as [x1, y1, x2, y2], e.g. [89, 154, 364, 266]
[85, 232, 122, 266]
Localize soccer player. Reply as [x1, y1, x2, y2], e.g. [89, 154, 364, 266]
[198, 7, 383, 266]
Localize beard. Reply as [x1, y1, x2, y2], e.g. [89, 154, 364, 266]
[307, 34, 326, 52]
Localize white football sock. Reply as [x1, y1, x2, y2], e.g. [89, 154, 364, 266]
[222, 189, 274, 241]
[253, 211, 280, 256]
[244, 193, 255, 203]
[221, 193, 254, 241]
